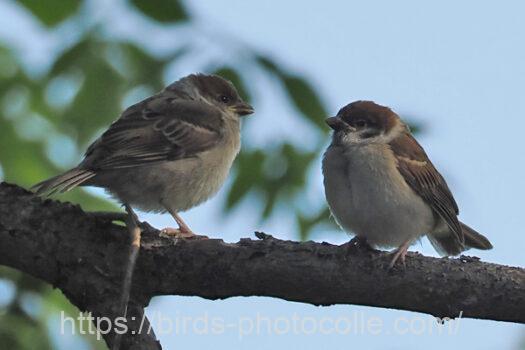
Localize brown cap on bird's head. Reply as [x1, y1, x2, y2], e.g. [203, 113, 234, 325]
[335, 100, 399, 134]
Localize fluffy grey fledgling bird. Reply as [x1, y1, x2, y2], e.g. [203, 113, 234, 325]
[33, 73, 254, 236]
[322, 101, 492, 267]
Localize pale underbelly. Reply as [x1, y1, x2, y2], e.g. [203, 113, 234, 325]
[94, 155, 234, 213]
[323, 145, 435, 248]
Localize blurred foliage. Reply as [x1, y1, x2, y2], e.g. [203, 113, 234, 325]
[0, 267, 107, 350]
[18, 0, 82, 26]
[0, 268, 54, 350]
[257, 55, 328, 131]
[0, 0, 339, 348]
[130, 0, 188, 23]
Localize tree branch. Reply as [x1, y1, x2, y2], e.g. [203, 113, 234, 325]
[0, 182, 524, 349]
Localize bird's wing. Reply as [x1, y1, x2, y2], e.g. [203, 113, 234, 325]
[389, 131, 464, 244]
[82, 94, 224, 170]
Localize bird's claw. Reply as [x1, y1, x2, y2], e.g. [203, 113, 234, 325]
[159, 227, 208, 240]
[388, 247, 408, 269]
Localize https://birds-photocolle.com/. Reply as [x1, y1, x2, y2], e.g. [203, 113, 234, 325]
[322, 100, 492, 268]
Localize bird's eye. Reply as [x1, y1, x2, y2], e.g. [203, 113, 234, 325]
[219, 95, 230, 104]
[355, 120, 367, 128]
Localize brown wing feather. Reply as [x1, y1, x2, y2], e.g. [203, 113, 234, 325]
[82, 94, 224, 170]
[389, 131, 464, 245]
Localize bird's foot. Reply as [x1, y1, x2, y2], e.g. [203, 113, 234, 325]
[388, 245, 410, 269]
[160, 227, 208, 240]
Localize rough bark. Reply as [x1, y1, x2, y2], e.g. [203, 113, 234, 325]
[0, 182, 524, 349]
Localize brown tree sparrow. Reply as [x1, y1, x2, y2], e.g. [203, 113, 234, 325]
[33, 73, 254, 236]
[322, 101, 492, 267]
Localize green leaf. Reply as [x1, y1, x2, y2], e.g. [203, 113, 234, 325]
[17, 0, 81, 27]
[0, 310, 53, 350]
[130, 0, 188, 23]
[281, 75, 327, 131]
[0, 46, 18, 79]
[256, 54, 327, 131]
[0, 118, 55, 185]
[60, 56, 126, 145]
[255, 55, 281, 75]
[297, 207, 335, 241]
[50, 38, 93, 76]
[225, 144, 317, 221]
[225, 150, 265, 210]
[118, 43, 166, 89]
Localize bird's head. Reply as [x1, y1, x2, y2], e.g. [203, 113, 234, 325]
[326, 100, 404, 145]
[170, 74, 254, 119]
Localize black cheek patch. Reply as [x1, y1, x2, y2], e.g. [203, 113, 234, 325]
[361, 130, 380, 139]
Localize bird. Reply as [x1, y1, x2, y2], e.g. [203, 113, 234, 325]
[322, 100, 492, 267]
[32, 73, 254, 237]
[32, 73, 254, 350]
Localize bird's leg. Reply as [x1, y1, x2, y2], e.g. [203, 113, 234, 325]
[160, 207, 208, 240]
[388, 239, 412, 269]
[172, 211, 195, 236]
[112, 204, 141, 350]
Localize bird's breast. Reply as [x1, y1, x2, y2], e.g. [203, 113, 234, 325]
[102, 129, 241, 214]
[160, 132, 241, 212]
[323, 144, 435, 248]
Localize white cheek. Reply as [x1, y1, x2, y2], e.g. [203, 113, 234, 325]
[342, 132, 361, 144]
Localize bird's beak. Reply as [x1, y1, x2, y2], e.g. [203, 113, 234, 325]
[325, 117, 355, 131]
[234, 102, 255, 116]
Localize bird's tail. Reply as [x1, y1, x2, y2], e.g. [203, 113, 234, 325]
[32, 167, 96, 196]
[428, 221, 493, 256]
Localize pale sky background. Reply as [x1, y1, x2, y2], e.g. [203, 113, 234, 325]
[0, 0, 524, 349]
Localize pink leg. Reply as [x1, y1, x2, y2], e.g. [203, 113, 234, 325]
[388, 239, 412, 269]
[161, 207, 207, 239]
